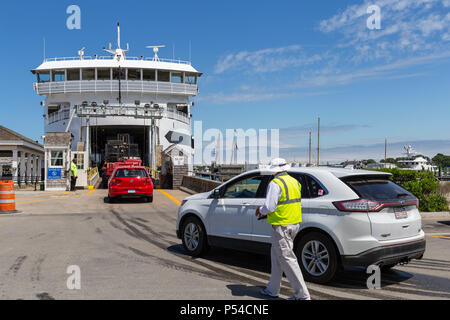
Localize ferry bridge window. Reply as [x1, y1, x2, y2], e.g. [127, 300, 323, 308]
[82, 69, 95, 81]
[185, 73, 197, 85]
[37, 71, 50, 83]
[97, 68, 110, 80]
[143, 69, 155, 81]
[52, 70, 65, 82]
[67, 69, 80, 81]
[171, 72, 184, 83]
[157, 70, 170, 82]
[127, 69, 141, 80]
[113, 68, 126, 80]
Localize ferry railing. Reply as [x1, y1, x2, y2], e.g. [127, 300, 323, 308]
[166, 109, 190, 124]
[47, 109, 70, 125]
[43, 56, 191, 65]
[74, 104, 190, 123]
[35, 80, 198, 96]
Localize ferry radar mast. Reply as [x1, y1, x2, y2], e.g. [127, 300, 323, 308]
[146, 45, 166, 61]
[103, 23, 129, 61]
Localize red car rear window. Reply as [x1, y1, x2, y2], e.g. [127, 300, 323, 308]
[115, 168, 148, 178]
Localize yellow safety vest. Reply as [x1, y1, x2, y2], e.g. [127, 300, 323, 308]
[267, 173, 302, 225]
[70, 162, 78, 177]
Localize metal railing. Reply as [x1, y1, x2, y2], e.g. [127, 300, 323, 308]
[88, 167, 99, 186]
[35, 80, 198, 96]
[145, 167, 159, 182]
[43, 56, 191, 65]
[165, 109, 190, 124]
[47, 109, 70, 125]
[0, 175, 44, 190]
[75, 105, 190, 124]
[76, 105, 165, 119]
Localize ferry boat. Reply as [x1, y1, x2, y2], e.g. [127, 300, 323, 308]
[32, 24, 202, 188]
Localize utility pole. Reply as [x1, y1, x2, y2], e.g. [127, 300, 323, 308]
[308, 131, 312, 167]
[317, 117, 320, 167]
[384, 138, 387, 169]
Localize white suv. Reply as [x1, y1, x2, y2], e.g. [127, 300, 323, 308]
[176, 168, 426, 283]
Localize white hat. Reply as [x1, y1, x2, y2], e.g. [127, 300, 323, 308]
[268, 158, 291, 173]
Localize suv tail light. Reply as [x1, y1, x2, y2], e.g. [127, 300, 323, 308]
[334, 199, 381, 212]
[333, 199, 418, 212]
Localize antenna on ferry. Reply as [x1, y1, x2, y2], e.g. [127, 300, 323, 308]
[146, 45, 166, 61]
[117, 22, 121, 49]
[103, 23, 128, 60]
[78, 47, 85, 60]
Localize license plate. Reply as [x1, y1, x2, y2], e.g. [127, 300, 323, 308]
[394, 207, 408, 219]
[128, 190, 136, 194]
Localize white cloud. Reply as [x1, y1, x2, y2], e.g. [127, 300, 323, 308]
[214, 45, 324, 74]
[197, 89, 336, 105]
[318, 0, 450, 61]
[205, 0, 450, 104]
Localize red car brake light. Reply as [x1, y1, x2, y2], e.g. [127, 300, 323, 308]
[111, 178, 121, 185]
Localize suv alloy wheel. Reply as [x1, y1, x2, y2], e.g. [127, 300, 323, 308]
[296, 231, 339, 283]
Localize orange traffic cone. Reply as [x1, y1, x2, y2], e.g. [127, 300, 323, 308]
[0, 180, 17, 214]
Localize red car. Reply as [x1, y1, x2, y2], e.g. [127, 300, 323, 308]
[108, 166, 153, 203]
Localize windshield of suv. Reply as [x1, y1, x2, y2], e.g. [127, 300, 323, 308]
[341, 176, 415, 202]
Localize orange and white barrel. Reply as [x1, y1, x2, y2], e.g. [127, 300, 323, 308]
[0, 180, 15, 213]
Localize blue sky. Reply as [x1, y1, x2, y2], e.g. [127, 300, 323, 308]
[0, 0, 449, 163]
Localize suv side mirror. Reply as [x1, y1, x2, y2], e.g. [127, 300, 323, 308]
[212, 188, 221, 199]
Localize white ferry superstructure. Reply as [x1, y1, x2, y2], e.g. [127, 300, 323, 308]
[31, 24, 202, 186]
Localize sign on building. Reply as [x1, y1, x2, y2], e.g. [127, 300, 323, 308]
[173, 156, 185, 166]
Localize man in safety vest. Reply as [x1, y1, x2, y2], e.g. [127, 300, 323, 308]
[70, 159, 78, 192]
[256, 158, 311, 300]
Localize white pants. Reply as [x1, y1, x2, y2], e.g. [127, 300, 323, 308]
[266, 224, 310, 300]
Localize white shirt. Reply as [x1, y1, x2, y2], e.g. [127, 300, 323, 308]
[259, 181, 282, 215]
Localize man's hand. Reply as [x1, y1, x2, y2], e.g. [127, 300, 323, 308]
[255, 207, 261, 217]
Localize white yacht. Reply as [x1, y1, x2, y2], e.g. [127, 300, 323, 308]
[398, 146, 438, 173]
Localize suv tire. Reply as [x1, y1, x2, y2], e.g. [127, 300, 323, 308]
[182, 216, 207, 257]
[295, 231, 339, 284]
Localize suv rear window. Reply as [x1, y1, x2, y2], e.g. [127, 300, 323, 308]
[115, 168, 148, 178]
[341, 176, 414, 201]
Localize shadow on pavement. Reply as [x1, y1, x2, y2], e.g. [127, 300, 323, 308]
[168, 244, 271, 274]
[103, 197, 149, 204]
[167, 244, 414, 290]
[226, 284, 283, 300]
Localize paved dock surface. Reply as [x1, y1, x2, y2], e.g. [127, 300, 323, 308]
[0, 189, 449, 300]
